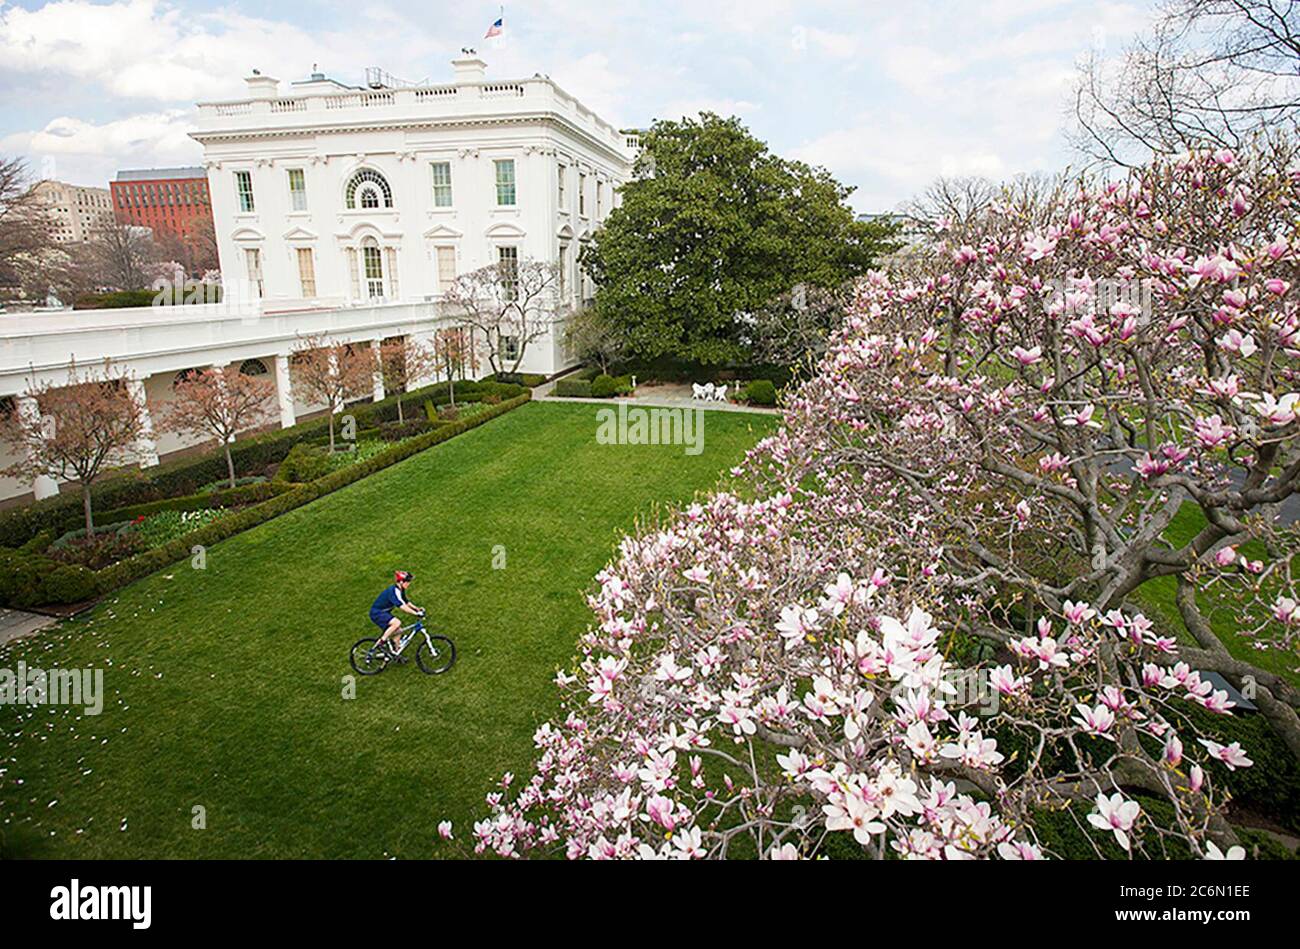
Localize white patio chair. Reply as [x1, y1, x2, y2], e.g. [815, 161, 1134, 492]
[713, 384, 728, 402]
[692, 382, 707, 400]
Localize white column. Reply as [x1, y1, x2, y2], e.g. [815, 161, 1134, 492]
[274, 353, 296, 429]
[370, 338, 386, 402]
[125, 378, 159, 468]
[15, 395, 59, 501]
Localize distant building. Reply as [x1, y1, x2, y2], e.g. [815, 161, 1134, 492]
[111, 167, 216, 268]
[30, 180, 115, 243]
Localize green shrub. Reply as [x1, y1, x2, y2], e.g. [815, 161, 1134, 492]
[73, 286, 222, 310]
[274, 443, 331, 484]
[490, 372, 548, 387]
[743, 379, 777, 406]
[438, 404, 461, 422]
[43, 564, 101, 604]
[554, 378, 592, 398]
[590, 374, 619, 398]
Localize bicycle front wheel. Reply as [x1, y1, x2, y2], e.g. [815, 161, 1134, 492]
[350, 637, 388, 676]
[416, 635, 457, 675]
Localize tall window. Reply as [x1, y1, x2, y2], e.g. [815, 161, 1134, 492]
[244, 247, 263, 296]
[362, 238, 384, 299]
[578, 172, 587, 216]
[296, 247, 316, 296]
[494, 159, 516, 206]
[287, 169, 307, 211]
[435, 246, 456, 290]
[235, 171, 255, 212]
[557, 165, 566, 208]
[596, 181, 603, 217]
[558, 244, 568, 298]
[345, 169, 393, 209]
[430, 162, 453, 207]
[500, 333, 521, 362]
[498, 246, 519, 301]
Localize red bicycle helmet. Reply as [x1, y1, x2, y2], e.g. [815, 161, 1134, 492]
[394, 570, 414, 583]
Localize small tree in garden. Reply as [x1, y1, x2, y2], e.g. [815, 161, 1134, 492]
[442, 259, 558, 376]
[160, 366, 274, 488]
[431, 325, 478, 407]
[459, 140, 1300, 860]
[2, 360, 146, 535]
[290, 335, 375, 452]
[378, 336, 438, 423]
[564, 305, 627, 375]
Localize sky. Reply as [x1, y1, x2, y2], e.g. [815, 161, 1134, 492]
[0, 0, 1157, 212]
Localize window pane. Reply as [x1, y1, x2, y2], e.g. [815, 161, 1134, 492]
[494, 159, 516, 206]
[288, 169, 307, 211]
[235, 171, 255, 212]
[430, 162, 453, 207]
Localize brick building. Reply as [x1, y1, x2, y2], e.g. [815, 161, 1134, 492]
[111, 167, 217, 272]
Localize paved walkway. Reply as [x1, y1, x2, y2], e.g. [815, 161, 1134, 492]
[0, 608, 57, 648]
[534, 375, 781, 415]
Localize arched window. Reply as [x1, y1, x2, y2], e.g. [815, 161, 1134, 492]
[345, 169, 393, 209]
[172, 367, 203, 389]
[239, 358, 268, 376]
[361, 237, 385, 299]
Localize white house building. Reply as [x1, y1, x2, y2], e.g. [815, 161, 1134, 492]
[0, 56, 637, 505]
[195, 55, 636, 373]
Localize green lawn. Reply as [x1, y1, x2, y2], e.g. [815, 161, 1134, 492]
[1, 401, 777, 858]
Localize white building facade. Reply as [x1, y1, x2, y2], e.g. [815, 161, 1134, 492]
[194, 55, 636, 375]
[0, 57, 636, 505]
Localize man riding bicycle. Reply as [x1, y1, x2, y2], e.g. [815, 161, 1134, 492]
[370, 570, 424, 660]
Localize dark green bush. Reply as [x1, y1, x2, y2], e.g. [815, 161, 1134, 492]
[0, 548, 100, 607]
[743, 379, 777, 406]
[590, 374, 619, 398]
[73, 286, 222, 310]
[274, 443, 332, 484]
[554, 379, 592, 398]
[490, 372, 548, 387]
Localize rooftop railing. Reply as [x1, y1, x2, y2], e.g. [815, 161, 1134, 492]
[197, 78, 631, 156]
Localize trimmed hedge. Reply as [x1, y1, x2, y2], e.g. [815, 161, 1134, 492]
[554, 378, 592, 398]
[743, 379, 777, 406]
[590, 374, 618, 398]
[73, 286, 223, 310]
[488, 372, 548, 387]
[0, 391, 531, 608]
[0, 378, 528, 549]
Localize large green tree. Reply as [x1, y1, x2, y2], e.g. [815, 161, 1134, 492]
[583, 113, 896, 364]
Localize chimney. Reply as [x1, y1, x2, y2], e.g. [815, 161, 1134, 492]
[451, 55, 487, 84]
[245, 70, 281, 99]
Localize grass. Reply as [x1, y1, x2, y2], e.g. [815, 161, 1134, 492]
[1, 401, 777, 858]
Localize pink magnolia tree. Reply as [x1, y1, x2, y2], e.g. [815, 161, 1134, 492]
[459, 140, 1299, 860]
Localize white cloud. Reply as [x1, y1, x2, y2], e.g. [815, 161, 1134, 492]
[1, 111, 200, 185]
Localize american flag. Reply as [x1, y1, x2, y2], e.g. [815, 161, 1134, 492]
[484, 17, 503, 38]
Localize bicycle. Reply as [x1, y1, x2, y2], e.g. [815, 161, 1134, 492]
[349, 613, 457, 677]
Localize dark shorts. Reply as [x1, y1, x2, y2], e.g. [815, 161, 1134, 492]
[370, 609, 396, 631]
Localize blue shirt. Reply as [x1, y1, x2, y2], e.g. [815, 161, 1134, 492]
[370, 584, 407, 615]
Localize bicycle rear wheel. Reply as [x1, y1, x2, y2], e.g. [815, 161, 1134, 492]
[416, 635, 456, 675]
[349, 637, 388, 676]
